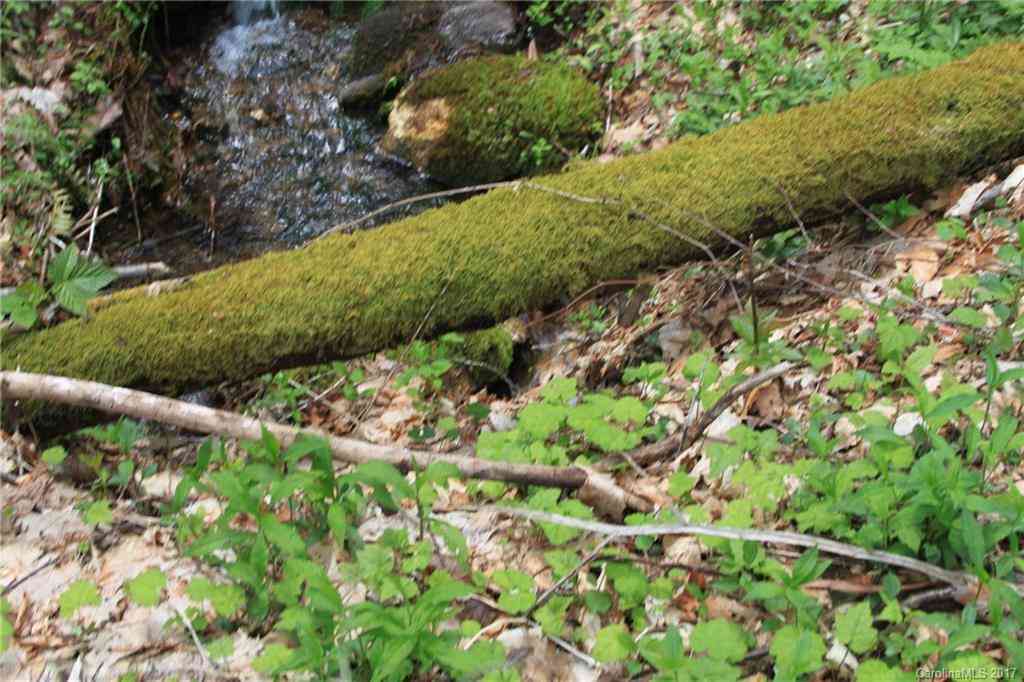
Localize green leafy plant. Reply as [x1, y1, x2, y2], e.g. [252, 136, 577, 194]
[0, 245, 115, 329]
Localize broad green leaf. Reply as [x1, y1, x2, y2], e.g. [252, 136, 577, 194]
[611, 396, 648, 424]
[835, 601, 877, 654]
[519, 403, 567, 440]
[540, 377, 577, 404]
[259, 514, 306, 556]
[960, 510, 987, 569]
[583, 590, 612, 614]
[0, 598, 12, 654]
[925, 391, 980, 422]
[252, 643, 295, 675]
[492, 570, 536, 614]
[187, 578, 245, 617]
[125, 568, 166, 607]
[207, 635, 234, 660]
[770, 625, 825, 680]
[47, 245, 117, 316]
[691, 619, 748, 662]
[41, 446, 67, 467]
[534, 595, 572, 637]
[83, 499, 113, 526]
[667, 470, 695, 499]
[949, 306, 988, 328]
[593, 624, 634, 663]
[856, 660, 914, 681]
[59, 580, 101, 619]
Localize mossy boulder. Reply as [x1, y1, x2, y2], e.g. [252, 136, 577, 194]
[382, 55, 603, 185]
[5, 43, 1024, 431]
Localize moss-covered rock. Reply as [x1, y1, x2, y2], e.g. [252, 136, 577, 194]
[383, 55, 603, 185]
[5, 43, 1024, 430]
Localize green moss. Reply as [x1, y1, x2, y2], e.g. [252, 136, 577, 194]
[5, 43, 1024, 429]
[394, 55, 603, 184]
[460, 327, 516, 384]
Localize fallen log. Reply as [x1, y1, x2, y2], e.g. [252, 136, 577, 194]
[4, 43, 1024, 430]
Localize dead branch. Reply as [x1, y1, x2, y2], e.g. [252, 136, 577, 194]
[0, 371, 650, 513]
[622, 361, 801, 468]
[483, 507, 1023, 602]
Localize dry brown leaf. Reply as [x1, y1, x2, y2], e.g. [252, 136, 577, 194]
[751, 379, 785, 421]
[895, 244, 941, 283]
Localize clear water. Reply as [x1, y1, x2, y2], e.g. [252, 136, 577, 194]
[177, 10, 440, 247]
[232, 0, 279, 26]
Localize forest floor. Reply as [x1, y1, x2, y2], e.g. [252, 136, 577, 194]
[3, 2, 1024, 681]
[2, 158, 1022, 681]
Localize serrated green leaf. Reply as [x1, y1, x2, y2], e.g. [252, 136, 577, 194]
[667, 470, 695, 499]
[770, 625, 825, 679]
[492, 570, 536, 614]
[59, 580, 101, 619]
[47, 245, 116, 316]
[835, 601, 877, 654]
[691, 619, 748, 662]
[259, 514, 306, 556]
[949, 306, 988, 328]
[593, 624, 634, 663]
[125, 568, 166, 607]
[252, 643, 295, 675]
[83, 499, 113, 526]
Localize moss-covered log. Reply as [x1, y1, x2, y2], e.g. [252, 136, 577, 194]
[5, 43, 1024, 425]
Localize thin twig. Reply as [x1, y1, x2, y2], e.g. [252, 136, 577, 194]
[172, 603, 219, 671]
[624, 361, 800, 468]
[85, 180, 104, 256]
[2, 556, 57, 596]
[123, 155, 142, 243]
[528, 536, 615, 619]
[451, 356, 518, 396]
[317, 181, 516, 240]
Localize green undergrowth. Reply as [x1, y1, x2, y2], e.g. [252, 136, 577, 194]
[390, 54, 603, 183]
[529, 0, 1024, 139]
[0, 1, 165, 277]
[24, 203, 1024, 680]
[5, 43, 1024, 425]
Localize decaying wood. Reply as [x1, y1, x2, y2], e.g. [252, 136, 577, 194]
[483, 507, 1024, 603]
[0, 371, 650, 513]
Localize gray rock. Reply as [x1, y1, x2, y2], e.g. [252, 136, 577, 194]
[438, 2, 518, 56]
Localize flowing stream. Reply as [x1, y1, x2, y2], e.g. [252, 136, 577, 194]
[172, 4, 439, 252]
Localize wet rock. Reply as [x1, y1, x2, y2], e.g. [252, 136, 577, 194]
[348, 2, 446, 80]
[337, 73, 388, 107]
[438, 2, 518, 56]
[382, 55, 602, 185]
[345, 2, 519, 106]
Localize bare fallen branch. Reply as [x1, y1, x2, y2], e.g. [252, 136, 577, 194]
[0, 372, 650, 512]
[482, 507, 1023, 602]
